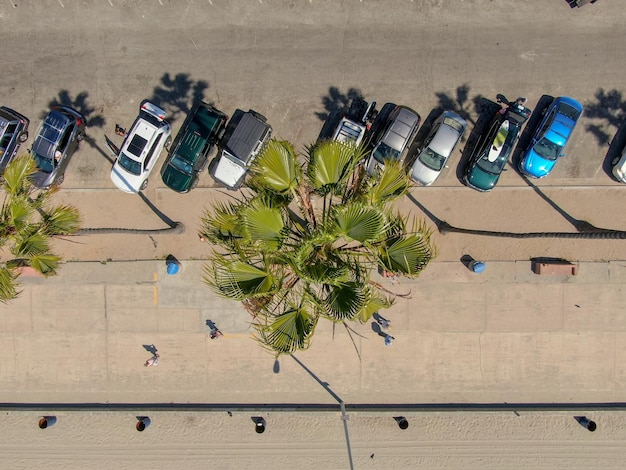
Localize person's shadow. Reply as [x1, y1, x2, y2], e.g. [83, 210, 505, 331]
[142, 344, 158, 355]
[370, 321, 387, 338]
[206, 319, 218, 331]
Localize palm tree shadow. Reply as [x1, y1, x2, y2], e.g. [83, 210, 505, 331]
[137, 191, 177, 228]
[315, 86, 366, 141]
[149, 72, 210, 123]
[584, 88, 626, 146]
[434, 83, 483, 128]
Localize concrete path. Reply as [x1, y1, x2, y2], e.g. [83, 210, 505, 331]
[2, 259, 624, 405]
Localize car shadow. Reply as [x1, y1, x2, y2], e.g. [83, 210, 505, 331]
[510, 94, 554, 172]
[434, 83, 482, 128]
[603, 119, 626, 179]
[456, 97, 502, 183]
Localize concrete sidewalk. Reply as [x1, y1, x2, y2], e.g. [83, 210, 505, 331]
[1, 259, 624, 405]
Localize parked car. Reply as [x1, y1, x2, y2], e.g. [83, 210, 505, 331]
[519, 96, 583, 178]
[160, 102, 228, 193]
[331, 101, 377, 147]
[411, 111, 466, 186]
[464, 101, 531, 191]
[109, 102, 172, 193]
[365, 105, 420, 176]
[30, 106, 85, 187]
[0, 106, 30, 174]
[212, 110, 272, 190]
[611, 145, 626, 183]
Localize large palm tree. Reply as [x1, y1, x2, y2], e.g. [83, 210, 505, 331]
[201, 139, 436, 355]
[0, 154, 81, 301]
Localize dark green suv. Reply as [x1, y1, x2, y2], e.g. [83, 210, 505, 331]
[160, 102, 228, 193]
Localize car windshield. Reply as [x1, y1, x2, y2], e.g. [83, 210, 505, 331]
[118, 152, 141, 175]
[418, 147, 446, 171]
[558, 103, 581, 121]
[533, 137, 562, 161]
[443, 116, 464, 133]
[169, 155, 194, 176]
[372, 142, 400, 163]
[476, 152, 508, 175]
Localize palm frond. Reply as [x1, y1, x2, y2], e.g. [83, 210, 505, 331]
[333, 203, 385, 243]
[367, 159, 411, 204]
[379, 221, 437, 276]
[11, 231, 50, 258]
[41, 204, 81, 235]
[254, 306, 317, 354]
[204, 258, 277, 300]
[27, 253, 61, 276]
[249, 140, 301, 194]
[2, 154, 36, 197]
[0, 265, 19, 302]
[240, 198, 286, 251]
[322, 282, 367, 322]
[306, 141, 364, 195]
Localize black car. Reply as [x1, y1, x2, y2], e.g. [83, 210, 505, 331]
[161, 102, 228, 193]
[0, 106, 30, 174]
[30, 106, 86, 187]
[464, 101, 531, 192]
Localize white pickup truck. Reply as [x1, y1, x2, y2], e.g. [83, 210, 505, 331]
[212, 110, 272, 190]
[331, 100, 377, 147]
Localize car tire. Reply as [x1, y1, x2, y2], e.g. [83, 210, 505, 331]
[18, 131, 29, 143]
[612, 156, 620, 166]
[56, 174, 64, 185]
[165, 137, 172, 148]
[140, 179, 149, 190]
[77, 132, 85, 142]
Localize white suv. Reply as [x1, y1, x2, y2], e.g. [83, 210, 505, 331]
[110, 102, 172, 193]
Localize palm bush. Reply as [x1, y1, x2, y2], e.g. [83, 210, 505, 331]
[0, 154, 80, 301]
[201, 139, 436, 355]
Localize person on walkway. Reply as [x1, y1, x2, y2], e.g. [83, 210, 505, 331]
[144, 353, 160, 367]
[384, 334, 395, 346]
[210, 328, 223, 340]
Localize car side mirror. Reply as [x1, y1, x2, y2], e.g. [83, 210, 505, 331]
[560, 153, 565, 158]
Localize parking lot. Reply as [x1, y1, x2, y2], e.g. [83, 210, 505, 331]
[1, 0, 626, 468]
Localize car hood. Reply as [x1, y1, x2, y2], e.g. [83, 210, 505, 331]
[522, 148, 556, 178]
[162, 164, 193, 193]
[465, 165, 498, 192]
[214, 151, 246, 189]
[110, 162, 141, 193]
[30, 169, 56, 188]
[411, 158, 440, 186]
[31, 136, 56, 161]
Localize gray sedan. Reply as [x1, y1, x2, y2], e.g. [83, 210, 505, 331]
[410, 111, 466, 186]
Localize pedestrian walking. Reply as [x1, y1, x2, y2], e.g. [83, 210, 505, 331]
[384, 334, 395, 346]
[210, 329, 223, 340]
[144, 353, 160, 367]
[378, 318, 391, 330]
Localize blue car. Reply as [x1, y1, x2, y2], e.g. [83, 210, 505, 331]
[519, 96, 583, 178]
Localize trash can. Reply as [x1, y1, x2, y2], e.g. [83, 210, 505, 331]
[469, 261, 486, 274]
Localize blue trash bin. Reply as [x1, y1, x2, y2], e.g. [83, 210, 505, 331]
[166, 260, 180, 275]
[469, 261, 486, 273]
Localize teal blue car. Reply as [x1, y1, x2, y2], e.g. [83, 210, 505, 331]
[161, 102, 228, 193]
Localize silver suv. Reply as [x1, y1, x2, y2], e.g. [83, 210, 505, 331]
[366, 105, 420, 176]
[0, 106, 30, 174]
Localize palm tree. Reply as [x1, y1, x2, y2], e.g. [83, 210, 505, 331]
[200, 140, 436, 355]
[0, 154, 80, 301]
